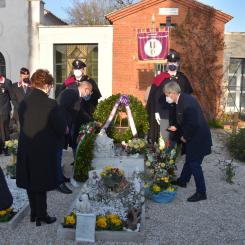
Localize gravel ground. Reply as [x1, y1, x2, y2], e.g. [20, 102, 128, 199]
[0, 129, 244, 245]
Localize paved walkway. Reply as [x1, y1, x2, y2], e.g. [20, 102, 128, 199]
[0, 129, 244, 245]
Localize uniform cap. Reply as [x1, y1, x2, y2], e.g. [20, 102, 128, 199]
[167, 50, 180, 62]
[72, 59, 86, 69]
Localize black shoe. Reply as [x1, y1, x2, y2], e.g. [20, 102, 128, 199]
[36, 215, 56, 226]
[57, 183, 72, 194]
[187, 192, 207, 202]
[171, 178, 187, 188]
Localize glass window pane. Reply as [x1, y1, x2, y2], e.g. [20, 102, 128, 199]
[242, 77, 245, 91]
[229, 58, 241, 74]
[227, 93, 236, 107]
[240, 93, 245, 107]
[228, 76, 237, 90]
[55, 64, 66, 84]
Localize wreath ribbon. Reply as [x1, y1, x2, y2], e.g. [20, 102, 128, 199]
[102, 95, 137, 137]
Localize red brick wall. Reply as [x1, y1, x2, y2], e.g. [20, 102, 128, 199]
[111, 0, 226, 103]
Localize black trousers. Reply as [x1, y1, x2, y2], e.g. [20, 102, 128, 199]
[26, 190, 47, 219]
[0, 114, 10, 151]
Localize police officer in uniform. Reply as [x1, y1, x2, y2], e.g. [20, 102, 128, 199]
[64, 59, 102, 117]
[156, 50, 193, 142]
[12, 67, 32, 128]
[0, 73, 14, 155]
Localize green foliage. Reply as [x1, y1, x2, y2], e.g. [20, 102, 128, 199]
[93, 94, 149, 143]
[74, 123, 99, 182]
[218, 160, 236, 184]
[208, 119, 223, 129]
[227, 129, 245, 162]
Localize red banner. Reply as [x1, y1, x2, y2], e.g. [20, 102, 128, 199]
[138, 28, 169, 61]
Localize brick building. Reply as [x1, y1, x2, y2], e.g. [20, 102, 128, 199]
[106, 0, 232, 105]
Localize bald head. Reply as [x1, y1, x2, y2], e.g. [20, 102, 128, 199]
[78, 80, 93, 98]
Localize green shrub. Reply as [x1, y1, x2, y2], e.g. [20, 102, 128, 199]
[208, 119, 223, 129]
[227, 129, 245, 162]
[93, 94, 149, 143]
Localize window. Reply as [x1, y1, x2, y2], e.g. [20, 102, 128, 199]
[0, 52, 6, 76]
[0, 0, 5, 8]
[53, 44, 98, 96]
[227, 58, 245, 111]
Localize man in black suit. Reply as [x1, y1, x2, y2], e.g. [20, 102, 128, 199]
[12, 68, 32, 128]
[0, 73, 14, 155]
[164, 81, 212, 202]
[56, 81, 93, 191]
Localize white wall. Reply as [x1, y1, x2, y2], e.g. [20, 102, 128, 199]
[38, 25, 113, 99]
[0, 0, 29, 82]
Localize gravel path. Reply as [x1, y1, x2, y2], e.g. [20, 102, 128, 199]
[0, 129, 244, 245]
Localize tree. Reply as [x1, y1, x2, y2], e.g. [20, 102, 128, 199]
[65, 0, 138, 25]
[173, 7, 225, 120]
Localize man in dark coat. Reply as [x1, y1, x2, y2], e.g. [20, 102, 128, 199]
[146, 50, 193, 144]
[0, 167, 13, 211]
[0, 73, 14, 155]
[63, 59, 101, 117]
[12, 67, 32, 125]
[164, 81, 212, 202]
[16, 69, 67, 225]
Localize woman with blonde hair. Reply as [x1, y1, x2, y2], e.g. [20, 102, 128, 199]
[16, 69, 66, 226]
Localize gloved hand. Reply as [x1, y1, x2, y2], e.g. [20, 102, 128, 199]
[155, 113, 161, 125]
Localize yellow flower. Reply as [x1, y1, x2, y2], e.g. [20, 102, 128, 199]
[111, 218, 122, 226]
[169, 160, 175, 165]
[161, 177, 169, 182]
[107, 214, 119, 221]
[104, 165, 113, 171]
[160, 162, 166, 168]
[96, 217, 108, 229]
[100, 172, 106, 177]
[152, 184, 161, 193]
[167, 186, 175, 192]
[65, 215, 76, 225]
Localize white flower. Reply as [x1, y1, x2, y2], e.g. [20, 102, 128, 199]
[159, 136, 165, 151]
[145, 161, 151, 167]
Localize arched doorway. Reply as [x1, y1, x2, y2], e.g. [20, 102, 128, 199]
[0, 52, 6, 76]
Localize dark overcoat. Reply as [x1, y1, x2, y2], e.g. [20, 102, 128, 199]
[16, 88, 66, 192]
[146, 71, 193, 143]
[0, 167, 13, 210]
[176, 93, 212, 161]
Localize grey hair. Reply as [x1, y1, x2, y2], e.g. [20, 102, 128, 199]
[164, 81, 181, 94]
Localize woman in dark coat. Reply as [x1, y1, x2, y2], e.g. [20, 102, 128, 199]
[16, 69, 66, 226]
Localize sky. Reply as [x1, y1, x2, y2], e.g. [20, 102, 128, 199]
[44, 0, 245, 32]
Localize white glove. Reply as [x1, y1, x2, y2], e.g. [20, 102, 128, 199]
[155, 113, 161, 125]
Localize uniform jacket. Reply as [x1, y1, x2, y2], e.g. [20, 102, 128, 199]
[176, 93, 212, 161]
[0, 78, 14, 115]
[16, 88, 66, 192]
[12, 82, 32, 120]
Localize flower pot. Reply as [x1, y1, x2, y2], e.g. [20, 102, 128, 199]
[151, 190, 176, 204]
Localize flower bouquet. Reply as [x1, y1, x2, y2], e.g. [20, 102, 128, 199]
[96, 213, 123, 231]
[62, 211, 76, 228]
[5, 139, 18, 179]
[100, 166, 127, 193]
[121, 138, 147, 155]
[0, 208, 15, 223]
[143, 136, 178, 203]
